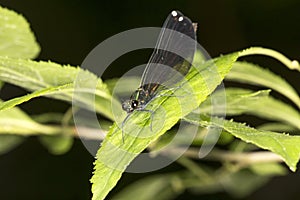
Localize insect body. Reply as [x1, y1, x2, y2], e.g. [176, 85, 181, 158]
[122, 83, 159, 113]
[121, 10, 197, 136]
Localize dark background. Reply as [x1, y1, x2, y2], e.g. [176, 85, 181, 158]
[0, 0, 299, 199]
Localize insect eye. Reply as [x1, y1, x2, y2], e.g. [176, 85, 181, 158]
[132, 100, 138, 108]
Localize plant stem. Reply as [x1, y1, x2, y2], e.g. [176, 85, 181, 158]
[182, 147, 283, 166]
[30, 124, 106, 140]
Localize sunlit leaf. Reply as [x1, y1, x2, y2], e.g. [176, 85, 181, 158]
[0, 6, 40, 58]
[39, 135, 73, 155]
[226, 61, 300, 109]
[199, 88, 300, 130]
[91, 52, 239, 200]
[0, 99, 54, 135]
[0, 57, 116, 120]
[184, 114, 300, 171]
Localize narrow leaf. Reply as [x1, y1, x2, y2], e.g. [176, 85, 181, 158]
[184, 114, 300, 171]
[199, 88, 300, 130]
[238, 47, 300, 72]
[0, 57, 116, 120]
[0, 99, 57, 135]
[226, 61, 300, 109]
[199, 88, 270, 115]
[0, 98, 75, 153]
[0, 84, 73, 111]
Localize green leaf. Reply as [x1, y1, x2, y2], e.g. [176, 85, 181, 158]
[39, 135, 73, 155]
[91, 47, 298, 199]
[0, 6, 40, 58]
[105, 76, 140, 96]
[0, 99, 57, 135]
[0, 57, 116, 120]
[199, 88, 300, 130]
[0, 98, 73, 153]
[91, 52, 239, 200]
[199, 88, 271, 115]
[258, 123, 298, 133]
[0, 99, 61, 153]
[226, 61, 300, 109]
[184, 114, 300, 171]
[0, 84, 72, 111]
[220, 169, 270, 198]
[111, 174, 178, 200]
[249, 162, 287, 176]
[238, 47, 300, 72]
[0, 134, 24, 155]
[112, 161, 286, 200]
[32, 113, 65, 123]
[249, 97, 300, 130]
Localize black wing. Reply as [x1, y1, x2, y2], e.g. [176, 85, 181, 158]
[140, 10, 197, 89]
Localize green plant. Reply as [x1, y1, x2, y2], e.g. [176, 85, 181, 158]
[0, 6, 299, 200]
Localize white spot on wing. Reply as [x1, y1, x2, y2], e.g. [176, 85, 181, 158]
[171, 11, 177, 17]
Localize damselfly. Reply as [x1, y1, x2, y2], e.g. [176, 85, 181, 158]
[121, 10, 197, 138]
